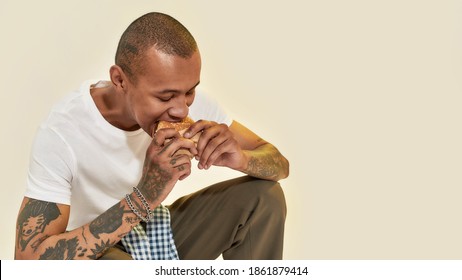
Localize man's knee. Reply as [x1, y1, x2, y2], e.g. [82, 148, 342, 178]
[252, 179, 287, 219]
[225, 176, 287, 217]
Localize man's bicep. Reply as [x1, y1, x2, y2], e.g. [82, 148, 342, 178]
[229, 120, 269, 151]
[15, 197, 69, 258]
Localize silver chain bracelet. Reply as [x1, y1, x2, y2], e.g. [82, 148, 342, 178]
[125, 194, 149, 223]
[133, 186, 154, 220]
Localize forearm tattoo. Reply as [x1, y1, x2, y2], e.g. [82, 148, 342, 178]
[17, 199, 135, 259]
[39, 237, 80, 260]
[138, 162, 172, 202]
[245, 145, 288, 180]
[89, 202, 125, 238]
[38, 237, 113, 260]
[16, 199, 61, 251]
[87, 239, 114, 260]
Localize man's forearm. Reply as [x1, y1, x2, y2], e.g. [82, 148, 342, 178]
[16, 195, 143, 260]
[242, 143, 289, 181]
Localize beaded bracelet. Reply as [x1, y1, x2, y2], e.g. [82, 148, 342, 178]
[125, 194, 149, 223]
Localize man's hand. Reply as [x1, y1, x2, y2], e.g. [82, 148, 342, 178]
[184, 120, 289, 181]
[137, 128, 198, 204]
[183, 120, 246, 171]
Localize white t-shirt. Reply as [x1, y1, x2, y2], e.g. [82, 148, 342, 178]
[25, 80, 232, 230]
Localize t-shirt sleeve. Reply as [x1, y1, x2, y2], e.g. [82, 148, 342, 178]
[24, 125, 75, 205]
[189, 89, 233, 126]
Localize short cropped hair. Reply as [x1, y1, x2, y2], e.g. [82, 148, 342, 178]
[115, 12, 198, 81]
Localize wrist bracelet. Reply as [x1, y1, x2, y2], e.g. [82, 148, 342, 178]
[133, 186, 153, 220]
[125, 194, 149, 223]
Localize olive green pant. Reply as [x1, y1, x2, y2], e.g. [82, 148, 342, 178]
[99, 176, 287, 260]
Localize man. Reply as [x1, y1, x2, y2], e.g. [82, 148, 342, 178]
[15, 12, 289, 260]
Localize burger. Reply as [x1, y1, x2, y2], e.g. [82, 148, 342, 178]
[155, 116, 200, 158]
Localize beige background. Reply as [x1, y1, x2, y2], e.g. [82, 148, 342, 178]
[1, 0, 462, 259]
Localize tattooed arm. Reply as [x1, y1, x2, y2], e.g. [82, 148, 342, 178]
[231, 121, 289, 181]
[15, 195, 144, 260]
[185, 120, 289, 181]
[15, 129, 195, 260]
[241, 142, 289, 181]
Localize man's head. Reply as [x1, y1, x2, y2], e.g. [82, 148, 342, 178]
[110, 12, 201, 136]
[115, 12, 198, 83]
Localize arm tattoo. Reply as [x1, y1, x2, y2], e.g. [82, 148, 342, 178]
[245, 146, 286, 180]
[246, 155, 279, 179]
[89, 202, 125, 238]
[138, 162, 172, 202]
[81, 227, 88, 244]
[124, 216, 139, 226]
[39, 237, 79, 260]
[17, 199, 61, 251]
[87, 239, 114, 260]
[31, 235, 49, 252]
[39, 237, 93, 260]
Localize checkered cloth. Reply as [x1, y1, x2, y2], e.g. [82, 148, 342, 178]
[121, 205, 179, 260]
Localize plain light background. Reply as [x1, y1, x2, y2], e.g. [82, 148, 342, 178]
[1, 0, 462, 260]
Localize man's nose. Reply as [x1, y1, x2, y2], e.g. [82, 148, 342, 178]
[168, 95, 189, 120]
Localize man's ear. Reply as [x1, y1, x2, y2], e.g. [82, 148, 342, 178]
[109, 65, 127, 90]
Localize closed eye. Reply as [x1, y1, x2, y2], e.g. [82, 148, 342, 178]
[159, 95, 174, 102]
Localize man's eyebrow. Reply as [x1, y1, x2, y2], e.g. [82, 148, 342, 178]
[158, 81, 200, 94]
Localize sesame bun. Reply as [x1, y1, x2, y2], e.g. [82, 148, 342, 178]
[156, 116, 200, 158]
[157, 116, 195, 133]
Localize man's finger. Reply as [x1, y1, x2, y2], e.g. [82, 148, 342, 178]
[152, 128, 181, 146]
[183, 119, 214, 139]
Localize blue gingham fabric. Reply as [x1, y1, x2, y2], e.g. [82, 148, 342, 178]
[121, 205, 179, 260]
